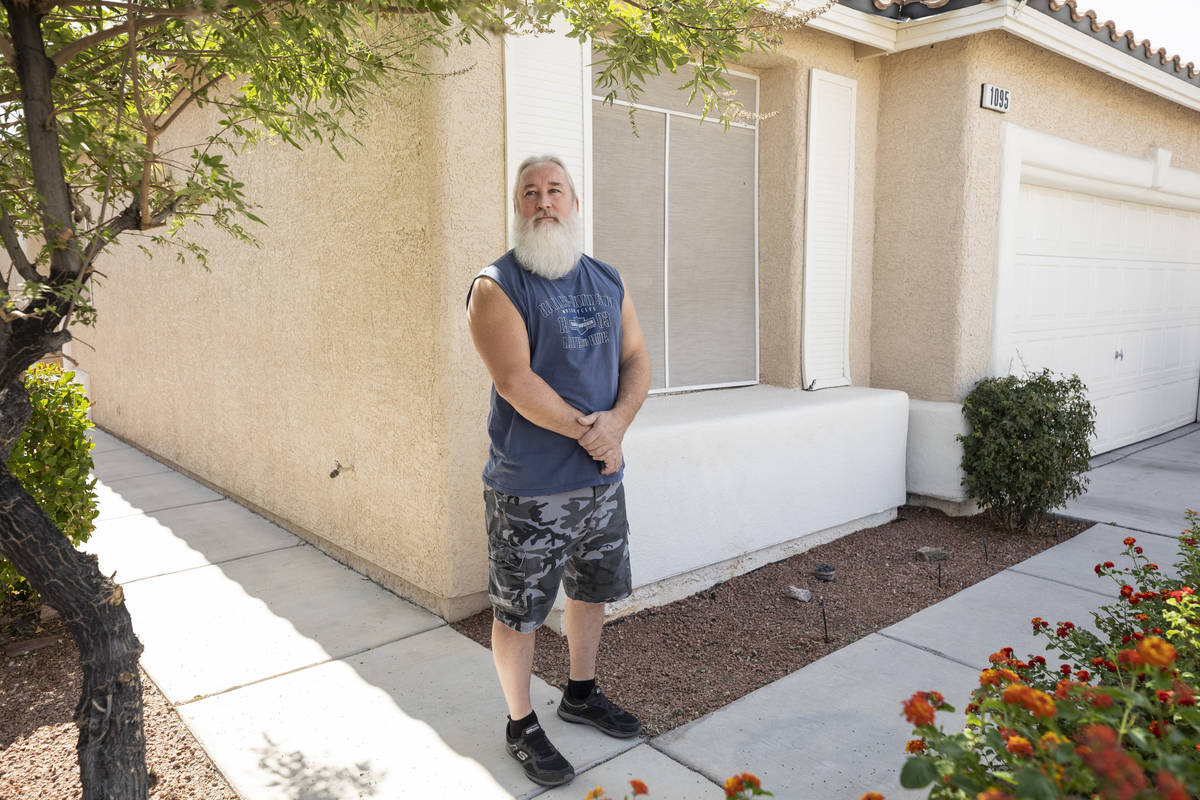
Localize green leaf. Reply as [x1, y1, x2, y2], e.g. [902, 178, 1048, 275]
[899, 757, 938, 789]
[1014, 768, 1057, 800]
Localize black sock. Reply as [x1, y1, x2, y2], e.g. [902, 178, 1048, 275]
[507, 710, 537, 738]
[566, 678, 595, 701]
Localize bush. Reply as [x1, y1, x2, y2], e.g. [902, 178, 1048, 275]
[895, 510, 1200, 800]
[0, 363, 99, 615]
[957, 369, 1096, 530]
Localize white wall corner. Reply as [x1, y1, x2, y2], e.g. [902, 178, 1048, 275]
[906, 398, 971, 503]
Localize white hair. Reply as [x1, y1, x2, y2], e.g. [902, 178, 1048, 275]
[512, 155, 577, 212]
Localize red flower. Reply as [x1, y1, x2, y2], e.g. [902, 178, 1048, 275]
[1075, 669, 1090, 682]
[1060, 663, 1073, 674]
[1156, 770, 1188, 800]
[1135, 546, 1144, 554]
[1123, 536, 1137, 546]
[1120, 585, 1134, 598]
[724, 775, 743, 798]
[859, 794, 885, 800]
[1118, 649, 1143, 667]
[1174, 680, 1196, 706]
[1075, 725, 1146, 799]
[1104, 561, 1115, 568]
[739, 774, 761, 791]
[905, 738, 926, 753]
[629, 779, 649, 796]
[1092, 692, 1115, 709]
[1149, 720, 1169, 738]
[902, 693, 935, 727]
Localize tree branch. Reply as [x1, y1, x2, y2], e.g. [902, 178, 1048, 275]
[5, 1, 84, 282]
[0, 203, 39, 283]
[49, 11, 176, 67]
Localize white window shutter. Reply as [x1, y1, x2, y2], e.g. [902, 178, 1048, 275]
[802, 68, 856, 390]
[503, 22, 589, 249]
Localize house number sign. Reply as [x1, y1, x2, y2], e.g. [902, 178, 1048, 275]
[981, 84, 1011, 113]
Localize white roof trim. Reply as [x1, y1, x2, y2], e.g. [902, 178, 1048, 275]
[774, 0, 1200, 113]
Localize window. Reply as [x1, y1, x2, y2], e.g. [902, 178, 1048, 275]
[590, 68, 759, 391]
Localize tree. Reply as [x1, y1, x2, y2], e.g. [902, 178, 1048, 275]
[0, 0, 832, 797]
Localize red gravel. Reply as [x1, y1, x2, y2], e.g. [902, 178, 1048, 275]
[0, 619, 236, 800]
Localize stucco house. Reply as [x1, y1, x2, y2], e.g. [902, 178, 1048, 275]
[75, 0, 1200, 628]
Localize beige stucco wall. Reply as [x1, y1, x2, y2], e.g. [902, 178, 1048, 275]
[755, 27, 880, 388]
[80, 40, 504, 620]
[872, 30, 1200, 402]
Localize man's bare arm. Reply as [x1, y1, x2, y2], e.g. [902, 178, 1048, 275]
[577, 282, 652, 474]
[467, 276, 592, 441]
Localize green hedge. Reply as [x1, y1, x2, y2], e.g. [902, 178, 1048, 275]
[957, 369, 1096, 530]
[1, 363, 99, 612]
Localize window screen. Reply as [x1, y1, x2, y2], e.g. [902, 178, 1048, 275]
[591, 68, 758, 391]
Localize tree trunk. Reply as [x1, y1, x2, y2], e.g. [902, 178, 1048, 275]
[0, 381, 148, 800]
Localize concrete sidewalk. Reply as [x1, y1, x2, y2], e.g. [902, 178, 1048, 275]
[83, 426, 1199, 800]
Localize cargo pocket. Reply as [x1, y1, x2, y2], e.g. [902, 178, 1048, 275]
[487, 531, 529, 618]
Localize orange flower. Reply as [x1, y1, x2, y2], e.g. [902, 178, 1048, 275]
[724, 775, 744, 798]
[739, 774, 761, 790]
[1137, 636, 1177, 668]
[586, 788, 605, 800]
[903, 693, 936, 726]
[1005, 736, 1033, 758]
[629, 779, 649, 796]
[1001, 684, 1057, 718]
[859, 794, 885, 800]
[1039, 731, 1064, 750]
[979, 669, 1001, 687]
[977, 789, 1015, 800]
[905, 738, 927, 753]
[1001, 684, 1026, 706]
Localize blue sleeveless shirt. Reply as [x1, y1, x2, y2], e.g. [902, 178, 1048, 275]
[470, 250, 625, 496]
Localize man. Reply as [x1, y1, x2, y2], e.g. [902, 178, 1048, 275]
[466, 155, 652, 787]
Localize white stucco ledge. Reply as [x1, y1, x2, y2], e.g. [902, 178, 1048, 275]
[544, 384, 909, 631]
[906, 399, 980, 516]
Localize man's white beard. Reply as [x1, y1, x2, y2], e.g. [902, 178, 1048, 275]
[513, 210, 583, 280]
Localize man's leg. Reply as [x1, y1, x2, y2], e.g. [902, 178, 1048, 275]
[491, 617, 536, 719]
[556, 484, 640, 738]
[484, 487, 576, 787]
[563, 597, 605, 681]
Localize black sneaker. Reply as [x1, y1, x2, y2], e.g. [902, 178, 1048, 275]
[557, 687, 642, 738]
[505, 719, 575, 787]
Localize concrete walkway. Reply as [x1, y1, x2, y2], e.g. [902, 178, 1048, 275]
[82, 427, 1200, 800]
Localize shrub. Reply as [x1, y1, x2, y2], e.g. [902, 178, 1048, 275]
[895, 510, 1200, 800]
[957, 369, 1096, 530]
[0, 363, 99, 614]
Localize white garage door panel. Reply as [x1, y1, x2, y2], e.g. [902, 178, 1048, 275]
[995, 184, 1200, 454]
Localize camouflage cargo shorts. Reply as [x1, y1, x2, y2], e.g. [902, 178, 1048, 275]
[483, 482, 632, 633]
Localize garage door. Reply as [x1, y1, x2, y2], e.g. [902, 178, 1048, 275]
[992, 184, 1200, 454]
